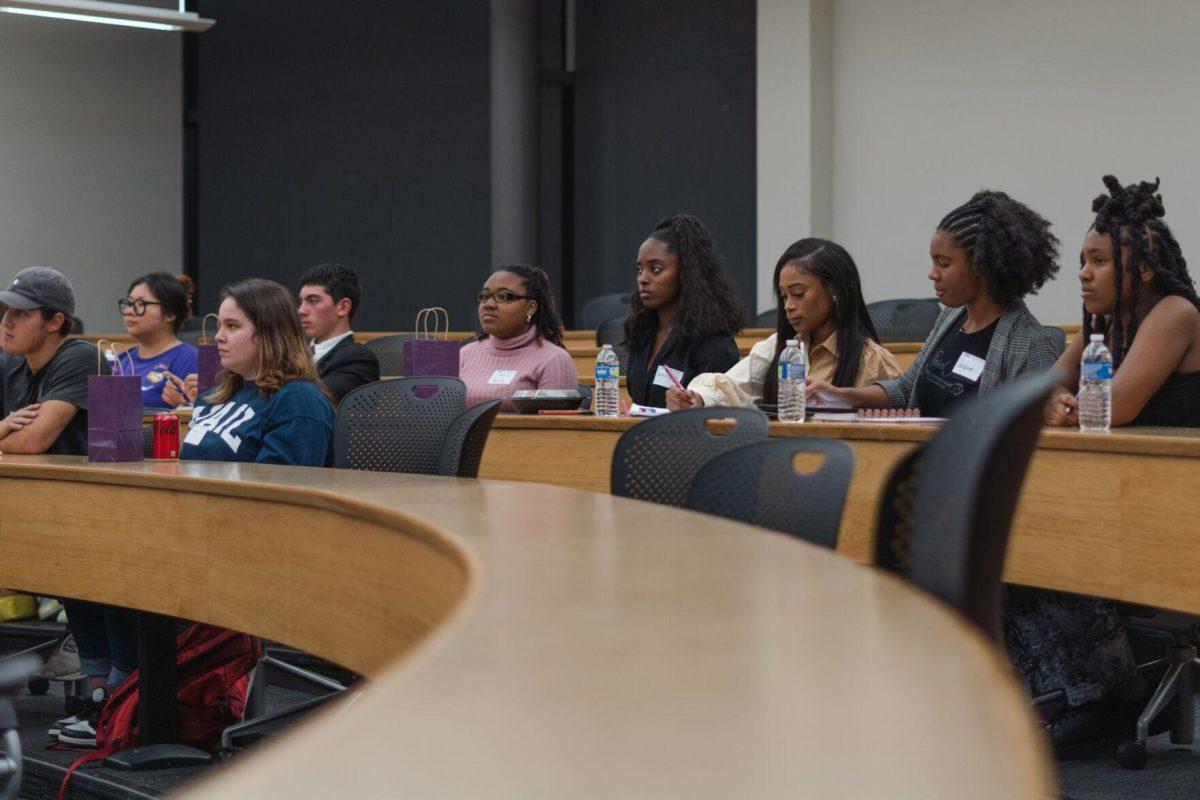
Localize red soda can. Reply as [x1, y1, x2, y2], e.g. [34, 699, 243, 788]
[153, 413, 180, 460]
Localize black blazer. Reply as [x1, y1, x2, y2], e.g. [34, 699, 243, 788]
[317, 336, 381, 404]
[625, 328, 740, 408]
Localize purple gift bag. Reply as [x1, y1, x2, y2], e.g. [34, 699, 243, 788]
[402, 307, 460, 378]
[197, 313, 222, 393]
[88, 343, 143, 463]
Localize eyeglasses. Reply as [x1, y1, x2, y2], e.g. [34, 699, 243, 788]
[475, 290, 528, 304]
[118, 298, 163, 316]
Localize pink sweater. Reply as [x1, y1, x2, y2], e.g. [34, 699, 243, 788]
[459, 326, 578, 408]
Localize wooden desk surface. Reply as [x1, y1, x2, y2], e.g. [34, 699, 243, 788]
[0, 457, 1052, 799]
[481, 416, 1200, 615]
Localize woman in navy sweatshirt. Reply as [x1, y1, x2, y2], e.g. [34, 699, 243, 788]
[180, 278, 334, 466]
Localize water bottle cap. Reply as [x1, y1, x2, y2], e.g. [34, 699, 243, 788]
[601, 343, 612, 349]
[1090, 334, 1104, 342]
[785, 339, 799, 347]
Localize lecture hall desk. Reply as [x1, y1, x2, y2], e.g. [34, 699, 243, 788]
[0, 457, 1051, 798]
[480, 416, 1200, 616]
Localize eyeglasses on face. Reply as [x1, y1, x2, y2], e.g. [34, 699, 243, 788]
[475, 290, 528, 304]
[118, 298, 163, 316]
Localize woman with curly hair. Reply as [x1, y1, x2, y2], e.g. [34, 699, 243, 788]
[622, 214, 745, 408]
[1046, 175, 1200, 427]
[460, 264, 577, 408]
[807, 190, 1061, 415]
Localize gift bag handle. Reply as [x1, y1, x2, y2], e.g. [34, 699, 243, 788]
[414, 307, 449, 340]
[96, 340, 135, 376]
[200, 312, 220, 345]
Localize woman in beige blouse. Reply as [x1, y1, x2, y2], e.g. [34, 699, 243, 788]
[666, 238, 901, 409]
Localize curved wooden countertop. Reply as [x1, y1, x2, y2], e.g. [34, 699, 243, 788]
[0, 456, 1052, 798]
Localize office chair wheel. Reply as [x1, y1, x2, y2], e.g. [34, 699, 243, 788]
[1116, 740, 1148, 770]
[26, 676, 48, 695]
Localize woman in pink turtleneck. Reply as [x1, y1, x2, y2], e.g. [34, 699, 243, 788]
[459, 265, 577, 408]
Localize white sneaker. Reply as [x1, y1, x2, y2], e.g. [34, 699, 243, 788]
[49, 686, 107, 744]
[37, 597, 63, 621]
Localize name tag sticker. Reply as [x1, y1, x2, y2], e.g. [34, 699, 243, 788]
[951, 352, 986, 382]
[652, 364, 684, 389]
[487, 369, 518, 385]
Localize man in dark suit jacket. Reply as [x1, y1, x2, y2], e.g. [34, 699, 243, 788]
[298, 263, 380, 404]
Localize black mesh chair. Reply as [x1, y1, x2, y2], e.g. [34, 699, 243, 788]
[595, 316, 629, 369]
[611, 407, 769, 507]
[0, 655, 40, 800]
[752, 309, 777, 328]
[364, 334, 412, 377]
[334, 378, 466, 475]
[873, 371, 1057, 639]
[576, 383, 593, 412]
[1041, 325, 1067, 357]
[71, 317, 84, 335]
[685, 439, 855, 549]
[867, 298, 941, 343]
[581, 292, 630, 330]
[439, 399, 502, 478]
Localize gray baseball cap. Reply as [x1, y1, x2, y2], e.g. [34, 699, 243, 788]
[0, 267, 76, 316]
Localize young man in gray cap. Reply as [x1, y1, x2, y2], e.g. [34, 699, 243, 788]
[0, 266, 106, 455]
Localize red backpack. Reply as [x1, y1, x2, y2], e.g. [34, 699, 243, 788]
[60, 623, 261, 798]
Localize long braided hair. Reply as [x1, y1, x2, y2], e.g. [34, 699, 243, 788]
[623, 214, 746, 352]
[1084, 175, 1199, 368]
[760, 238, 881, 402]
[937, 190, 1060, 308]
[491, 264, 566, 347]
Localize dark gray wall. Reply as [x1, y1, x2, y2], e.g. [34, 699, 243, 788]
[194, 0, 755, 331]
[195, 0, 490, 331]
[571, 0, 756, 322]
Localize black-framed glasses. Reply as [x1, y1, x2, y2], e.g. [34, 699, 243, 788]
[475, 290, 528, 304]
[118, 298, 163, 316]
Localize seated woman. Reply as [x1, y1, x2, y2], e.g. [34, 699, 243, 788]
[1046, 175, 1200, 427]
[624, 214, 745, 408]
[117, 272, 198, 409]
[178, 278, 335, 465]
[666, 238, 901, 410]
[806, 191, 1061, 414]
[1012, 176, 1200, 750]
[459, 265, 576, 408]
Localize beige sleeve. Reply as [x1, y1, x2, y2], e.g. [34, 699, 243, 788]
[854, 340, 904, 386]
[686, 334, 777, 407]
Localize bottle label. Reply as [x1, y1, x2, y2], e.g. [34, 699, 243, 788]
[1081, 361, 1112, 381]
[778, 363, 806, 381]
[595, 364, 619, 381]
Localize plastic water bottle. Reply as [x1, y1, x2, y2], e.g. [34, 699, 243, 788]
[594, 344, 621, 418]
[777, 338, 807, 423]
[1079, 333, 1112, 433]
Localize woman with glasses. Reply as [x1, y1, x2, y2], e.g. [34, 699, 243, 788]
[117, 272, 197, 409]
[459, 265, 576, 407]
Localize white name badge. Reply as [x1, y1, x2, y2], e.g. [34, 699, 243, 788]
[487, 369, 518, 385]
[652, 364, 685, 389]
[951, 352, 986, 382]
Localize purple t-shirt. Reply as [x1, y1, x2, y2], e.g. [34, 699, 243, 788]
[111, 342, 199, 409]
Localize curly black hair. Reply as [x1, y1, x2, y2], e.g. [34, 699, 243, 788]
[937, 190, 1060, 308]
[623, 213, 746, 352]
[489, 264, 566, 347]
[1083, 175, 1199, 367]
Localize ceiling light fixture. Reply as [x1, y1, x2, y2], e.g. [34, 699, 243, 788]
[0, 0, 214, 32]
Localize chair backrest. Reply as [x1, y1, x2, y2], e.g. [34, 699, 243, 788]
[364, 334, 414, 377]
[439, 400, 502, 478]
[611, 407, 769, 507]
[581, 292, 631, 330]
[595, 316, 629, 368]
[575, 383, 593, 411]
[334, 378, 466, 474]
[874, 371, 1057, 639]
[1041, 325, 1067, 357]
[685, 438, 855, 549]
[752, 308, 776, 328]
[71, 317, 85, 334]
[866, 298, 941, 343]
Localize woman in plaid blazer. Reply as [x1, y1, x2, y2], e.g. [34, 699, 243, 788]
[808, 190, 1062, 414]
